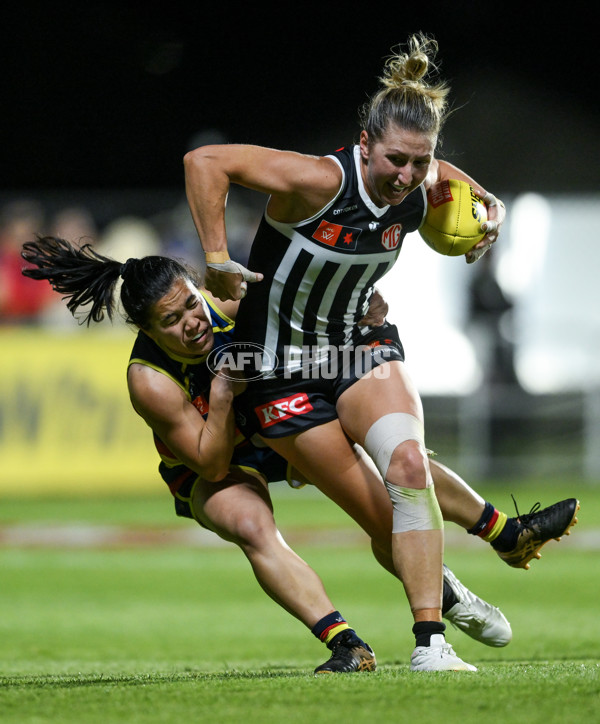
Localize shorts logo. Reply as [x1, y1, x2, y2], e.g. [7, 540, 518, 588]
[381, 223, 403, 250]
[312, 220, 360, 250]
[255, 393, 314, 429]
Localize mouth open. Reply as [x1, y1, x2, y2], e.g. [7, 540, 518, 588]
[386, 182, 410, 203]
[190, 329, 208, 345]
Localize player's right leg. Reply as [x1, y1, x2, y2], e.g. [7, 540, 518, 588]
[189, 468, 376, 674]
[287, 433, 511, 647]
[265, 418, 475, 671]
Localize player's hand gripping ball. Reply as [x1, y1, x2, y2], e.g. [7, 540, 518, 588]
[419, 179, 487, 256]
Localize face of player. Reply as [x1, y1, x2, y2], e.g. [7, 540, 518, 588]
[143, 278, 214, 358]
[359, 124, 436, 208]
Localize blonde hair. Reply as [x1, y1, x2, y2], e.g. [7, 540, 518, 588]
[359, 33, 450, 143]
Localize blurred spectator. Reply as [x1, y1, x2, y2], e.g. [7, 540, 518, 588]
[33, 206, 101, 329]
[50, 205, 98, 245]
[153, 199, 205, 269]
[96, 215, 162, 260]
[0, 199, 55, 324]
[467, 251, 518, 386]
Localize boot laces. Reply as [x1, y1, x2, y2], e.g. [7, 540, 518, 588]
[511, 494, 541, 530]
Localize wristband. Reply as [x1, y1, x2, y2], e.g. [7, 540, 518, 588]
[204, 250, 230, 264]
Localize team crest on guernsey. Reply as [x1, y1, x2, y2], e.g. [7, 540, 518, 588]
[381, 223, 403, 250]
[312, 220, 361, 250]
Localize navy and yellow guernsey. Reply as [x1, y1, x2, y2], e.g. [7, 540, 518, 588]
[128, 292, 291, 519]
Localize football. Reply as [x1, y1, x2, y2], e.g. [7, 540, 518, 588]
[419, 179, 487, 256]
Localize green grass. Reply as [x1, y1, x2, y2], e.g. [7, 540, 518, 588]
[1, 479, 598, 723]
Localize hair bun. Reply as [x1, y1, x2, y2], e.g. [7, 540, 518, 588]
[120, 258, 136, 279]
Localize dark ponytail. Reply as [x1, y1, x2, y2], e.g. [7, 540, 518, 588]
[22, 235, 201, 329]
[22, 236, 121, 325]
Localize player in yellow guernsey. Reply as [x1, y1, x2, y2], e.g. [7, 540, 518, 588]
[22, 236, 578, 674]
[128, 291, 295, 517]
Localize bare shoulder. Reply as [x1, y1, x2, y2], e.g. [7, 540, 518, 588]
[423, 158, 441, 190]
[127, 362, 187, 423]
[267, 153, 343, 222]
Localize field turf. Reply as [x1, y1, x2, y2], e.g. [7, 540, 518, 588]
[1, 479, 598, 723]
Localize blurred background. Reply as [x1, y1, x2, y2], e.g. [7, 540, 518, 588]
[1, 3, 599, 495]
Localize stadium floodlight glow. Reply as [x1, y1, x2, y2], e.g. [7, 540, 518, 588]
[497, 192, 550, 298]
[376, 232, 482, 395]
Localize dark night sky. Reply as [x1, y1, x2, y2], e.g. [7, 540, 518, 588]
[3, 3, 598, 194]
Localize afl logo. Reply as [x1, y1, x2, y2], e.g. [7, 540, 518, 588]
[207, 342, 278, 381]
[381, 223, 403, 250]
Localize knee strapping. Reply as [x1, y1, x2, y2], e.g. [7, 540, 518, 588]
[363, 412, 425, 479]
[385, 482, 444, 533]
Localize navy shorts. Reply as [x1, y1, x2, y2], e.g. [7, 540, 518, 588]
[234, 323, 405, 439]
[173, 441, 292, 521]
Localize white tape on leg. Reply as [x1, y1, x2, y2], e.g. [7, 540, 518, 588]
[363, 413, 425, 479]
[385, 482, 443, 533]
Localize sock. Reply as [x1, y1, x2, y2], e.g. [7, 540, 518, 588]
[488, 517, 522, 552]
[311, 611, 351, 647]
[442, 578, 458, 615]
[468, 502, 522, 552]
[412, 621, 446, 647]
[467, 501, 508, 544]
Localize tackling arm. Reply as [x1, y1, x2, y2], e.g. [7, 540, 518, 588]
[128, 364, 237, 482]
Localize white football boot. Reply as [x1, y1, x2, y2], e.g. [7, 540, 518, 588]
[410, 634, 477, 672]
[443, 564, 512, 647]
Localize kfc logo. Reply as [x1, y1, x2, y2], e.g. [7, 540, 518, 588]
[428, 179, 453, 208]
[381, 223, 403, 250]
[255, 392, 313, 429]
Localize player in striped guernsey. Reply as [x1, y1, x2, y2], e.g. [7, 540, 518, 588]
[183, 33, 576, 671]
[229, 143, 428, 378]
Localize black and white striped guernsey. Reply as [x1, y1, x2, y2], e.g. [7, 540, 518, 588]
[234, 145, 426, 376]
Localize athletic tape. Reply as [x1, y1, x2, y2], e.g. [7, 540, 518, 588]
[385, 482, 444, 533]
[363, 412, 425, 479]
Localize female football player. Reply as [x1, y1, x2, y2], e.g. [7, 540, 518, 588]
[182, 32, 520, 671]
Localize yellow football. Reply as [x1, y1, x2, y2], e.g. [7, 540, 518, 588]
[419, 179, 487, 256]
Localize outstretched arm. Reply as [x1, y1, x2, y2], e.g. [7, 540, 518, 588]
[183, 144, 342, 300]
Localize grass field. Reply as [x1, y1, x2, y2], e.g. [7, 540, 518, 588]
[1, 479, 598, 723]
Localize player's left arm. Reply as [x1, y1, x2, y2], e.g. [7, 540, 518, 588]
[426, 158, 506, 263]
